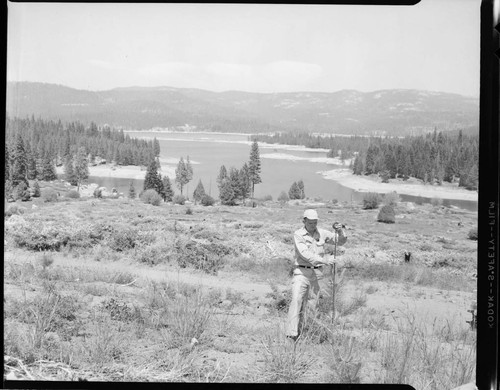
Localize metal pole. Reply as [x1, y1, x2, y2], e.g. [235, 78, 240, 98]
[331, 232, 337, 324]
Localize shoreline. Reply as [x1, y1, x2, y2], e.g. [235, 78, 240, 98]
[320, 168, 478, 202]
[58, 164, 478, 203]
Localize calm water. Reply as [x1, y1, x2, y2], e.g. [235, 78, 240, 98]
[89, 131, 478, 212]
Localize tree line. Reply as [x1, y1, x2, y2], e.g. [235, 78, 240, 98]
[253, 129, 479, 190]
[5, 115, 159, 201]
[139, 140, 263, 206]
[350, 130, 479, 190]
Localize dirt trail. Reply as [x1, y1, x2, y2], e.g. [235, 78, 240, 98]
[7, 251, 277, 301]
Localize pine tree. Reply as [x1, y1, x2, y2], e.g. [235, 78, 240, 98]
[239, 163, 251, 200]
[128, 181, 136, 199]
[288, 182, 301, 200]
[64, 156, 78, 185]
[297, 179, 305, 199]
[175, 157, 190, 195]
[219, 179, 236, 205]
[74, 146, 89, 191]
[162, 176, 174, 202]
[144, 159, 163, 194]
[228, 167, 242, 201]
[248, 140, 262, 199]
[217, 165, 228, 193]
[352, 153, 364, 175]
[11, 134, 28, 187]
[26, 142, 38, 180]
[41, 155, 58, 181]
[153, 137, 161, 157]
[185, 156, 193, 197]
[193, 179, 206, 204]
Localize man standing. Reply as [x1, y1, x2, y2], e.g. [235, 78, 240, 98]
[286, 209, 347, 341]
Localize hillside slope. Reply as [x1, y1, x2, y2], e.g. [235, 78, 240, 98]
[6, 82, 478, 136]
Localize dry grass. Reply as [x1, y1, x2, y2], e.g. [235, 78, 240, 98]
[3, 193, 477, 386]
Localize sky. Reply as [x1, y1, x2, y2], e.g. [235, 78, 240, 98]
[7, 0, 480, 97]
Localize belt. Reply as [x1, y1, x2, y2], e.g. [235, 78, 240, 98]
[298, 265, 321, 269]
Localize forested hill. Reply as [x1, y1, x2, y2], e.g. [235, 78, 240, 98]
[6, 82, 478, 136]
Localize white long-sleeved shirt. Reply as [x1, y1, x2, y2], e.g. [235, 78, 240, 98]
[293, 226, 347, 267]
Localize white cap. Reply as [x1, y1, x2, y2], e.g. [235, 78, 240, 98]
[303, 209, 319, 220]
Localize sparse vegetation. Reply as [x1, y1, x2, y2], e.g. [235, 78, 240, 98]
[3, 181, 477, 386]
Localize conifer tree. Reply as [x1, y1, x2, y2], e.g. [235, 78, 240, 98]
[74, 147, 89, 191]
[175, 157, 190, 195]
[64, 156, 78, 185]
[162, 176, 174, 202]
[153, 138, 161, 157]
[217, 165, 228, 193]
[239, 163, 251, 200]
[11, 134, 28, 187]
[297, 179, 306, 199]
[288, 182, 301, 200]
[128, 181, 136, 199]
[144, 159, 163, 193]
[193, 179, 206, 204]
[33, 180, 41, 197]
[248, 140, 262, 199]
[41, 155, 58, 181]
[219, 179, 236, 205]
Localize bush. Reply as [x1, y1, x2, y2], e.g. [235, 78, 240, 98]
[93, 188, 103, 198]
[201, 194, 215, 206]
[175, 239, 231, 275]
[383, 192, 400, 207]
[42, 188, 58, 203]
[259, 195, 273, 202]
[431, 197, 443, 207]
[186, 207, 193, 215]
[66, 190, 80, 199]
[362, 192, 381, 209]
[140, 189, 162, 206]
[108, 227, 138, 252]
[467, 227, 478, 241]
[377, 205, 396, 223]
[14, 182, 31, 202]
[278, 191, 289, 203]
[5, 204, 26, 217]
[173, 194, 186, 205]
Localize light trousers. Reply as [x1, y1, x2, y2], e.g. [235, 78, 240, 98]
[285, 265, 332, 338]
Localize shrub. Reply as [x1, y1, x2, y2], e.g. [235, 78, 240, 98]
[15, 182, 31, 202]
[377, 205, 396, 223]
[108, 227, 138, 252]
[278, 191, 289, 203]
[467, 227, 478, 241]
[32, 181, 41, 198]
[42, 188, 58, 203]
[363, 192, 381, 209]
[66, 190, 80, 199]
[175, 239, 231, 275]
[173, 194, 186, 205]
[201, 194, 215, 206]
[186, 207, 193, 215]
[431, 197, 443, 207]
[93, 188, 103, 198]
[383, 192, 400, 207]
[5, 204, 26, 217]
[140, 189, 162, 206]
[259, 195, 273, 202]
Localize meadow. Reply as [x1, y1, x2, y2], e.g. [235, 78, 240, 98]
[3, 179, 478, 387]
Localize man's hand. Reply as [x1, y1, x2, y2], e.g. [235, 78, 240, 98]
[332, 222, 343, 231]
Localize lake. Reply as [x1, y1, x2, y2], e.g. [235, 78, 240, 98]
[89, 131, 478, 212]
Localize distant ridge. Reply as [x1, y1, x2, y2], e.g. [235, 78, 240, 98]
[6, 81, 479, 136]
